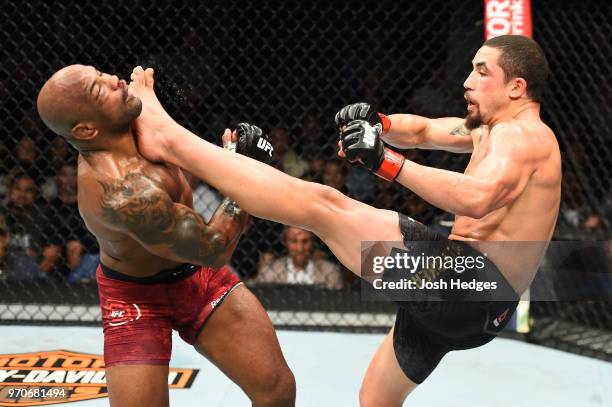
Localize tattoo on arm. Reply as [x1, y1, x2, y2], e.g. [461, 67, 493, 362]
[98, 173, 230, 265]
[219, 197, 243, 217]
[450, 122, 471, 137]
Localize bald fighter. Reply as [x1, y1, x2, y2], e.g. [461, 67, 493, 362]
[131, 35, 560, 405]
[37, 66, 295, 407]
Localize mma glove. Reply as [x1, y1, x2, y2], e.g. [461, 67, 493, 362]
[235, 123, 274, 164]
[334, 102, 391, 135]
[341, 120, 405, 181]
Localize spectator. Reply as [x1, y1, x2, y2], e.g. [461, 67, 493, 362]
[253, 226, 343, 289]
[0, 217, 9, 280]
[6, 136, 43, 183]
[40, 136, 76, 200]
[44, 163, 97, 264]
[298, 116, 323, 160]
[66, 240, 100, 283]
[1, 173, 45, 257]
[269, 126, 309, 178]
[321, 159, 348, 193]
[0, 206, 46, 281]
[304, 157, 325, 183]
[0, 143, 11, 199]
[346, 165, 376, 202]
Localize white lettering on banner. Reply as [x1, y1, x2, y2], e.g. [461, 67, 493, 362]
[485, 0, 532, 39]
[0, 370, 19, 381]
[511, 0, 524, 33]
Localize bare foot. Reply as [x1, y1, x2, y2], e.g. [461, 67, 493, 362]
[129, 66, 176, 162]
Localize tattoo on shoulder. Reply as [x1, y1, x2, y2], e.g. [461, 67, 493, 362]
[450, 122, 471, 137]
[98, 173, 230, 264]
[98, 173, 175, 240]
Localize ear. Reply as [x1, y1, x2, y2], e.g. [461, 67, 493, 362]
[509, 77, 527, 99]
[71, 122, 98, 140]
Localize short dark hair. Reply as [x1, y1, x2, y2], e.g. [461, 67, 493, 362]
[483, 35, 549, 103]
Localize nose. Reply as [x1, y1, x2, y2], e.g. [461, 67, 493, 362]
[107, 75, 119, 88]
[463, 71, 475, 91]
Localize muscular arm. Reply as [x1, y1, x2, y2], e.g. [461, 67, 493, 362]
[395, 124, 534, 218]
[97, 173, 248, 268]
[382, 114, 474, 153]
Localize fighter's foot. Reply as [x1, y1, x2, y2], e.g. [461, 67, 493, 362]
[129, 66, 175, 162]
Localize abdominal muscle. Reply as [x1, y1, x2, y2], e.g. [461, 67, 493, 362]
[98, 237, 185, 277]
[448, 185, 559, 295]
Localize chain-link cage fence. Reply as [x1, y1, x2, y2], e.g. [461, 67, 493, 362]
[0, 0, 610, 359]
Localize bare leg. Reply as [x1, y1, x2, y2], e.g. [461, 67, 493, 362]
[129, 67, 404, 275]
[359, 327, 417, 407]
[106, 364, 169, 407]
[194, 285, 295, 406]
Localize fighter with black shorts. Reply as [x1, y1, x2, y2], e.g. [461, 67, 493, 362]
[390, 214, 519, 384]
[129, 34, 561, 405]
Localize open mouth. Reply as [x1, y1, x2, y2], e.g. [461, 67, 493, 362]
[465, 97, 477, 111]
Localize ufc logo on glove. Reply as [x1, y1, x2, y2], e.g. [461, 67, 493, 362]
[257, 138, 274, 156]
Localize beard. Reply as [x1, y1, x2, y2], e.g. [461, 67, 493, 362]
[126, 96, 143, 119]
[465, 110, 482, 130]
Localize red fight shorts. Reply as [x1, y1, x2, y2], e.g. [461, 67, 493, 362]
[96, 263, 241, 367]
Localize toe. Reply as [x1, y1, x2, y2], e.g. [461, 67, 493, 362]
[130, 66, 145, 86]
[144, 68, 155, 87]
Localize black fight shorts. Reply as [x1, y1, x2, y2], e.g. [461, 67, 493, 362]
[391, 213, 519, 384]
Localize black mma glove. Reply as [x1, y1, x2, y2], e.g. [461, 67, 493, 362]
[341, 120, 404, 181]
[235, 123, 274, 164]
[334, 102, 391, 134]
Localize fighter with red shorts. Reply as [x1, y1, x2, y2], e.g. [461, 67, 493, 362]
[37, 66, 295, 407]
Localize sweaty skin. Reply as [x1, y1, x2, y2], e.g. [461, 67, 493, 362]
[78, 152, 247, 276]
[380, 46, 561, 292]
[37, 65, 248, 277]
[37, 65, 295, 407]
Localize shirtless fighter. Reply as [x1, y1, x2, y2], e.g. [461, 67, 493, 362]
[36, 66, 295, 406]
[130, 35, 561, 406]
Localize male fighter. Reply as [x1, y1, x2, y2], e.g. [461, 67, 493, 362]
[131, 34, 560, 406]
[36, 66, 295, 407]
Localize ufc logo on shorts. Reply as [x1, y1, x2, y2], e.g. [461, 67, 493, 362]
[492, 309, 509, 327]
[257, 138, 274, 156]
[105, 302, 142, 326]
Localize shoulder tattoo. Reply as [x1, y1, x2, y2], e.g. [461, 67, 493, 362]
[98, 173, 175, 242]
